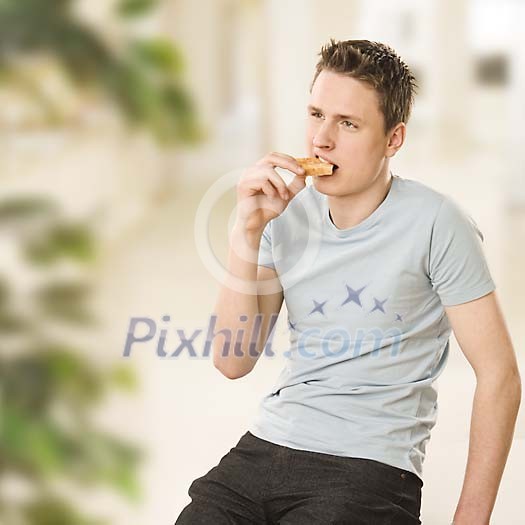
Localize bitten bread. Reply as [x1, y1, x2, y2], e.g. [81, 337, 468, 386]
[295, 157, 334, 176]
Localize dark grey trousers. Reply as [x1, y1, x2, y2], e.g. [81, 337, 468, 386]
[175, 431, 423, 524]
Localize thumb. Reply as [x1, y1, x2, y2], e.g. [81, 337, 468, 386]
[287, 174, 307, 199]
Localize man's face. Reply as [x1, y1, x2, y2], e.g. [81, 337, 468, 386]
[306, 69, 394, 196]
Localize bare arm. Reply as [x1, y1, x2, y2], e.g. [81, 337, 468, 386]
[445, 291, 522, 524]
[212, 152, 306, 379]
[212, 225, 284, 379]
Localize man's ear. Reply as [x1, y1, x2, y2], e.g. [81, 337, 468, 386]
[385, 122, 406, 158]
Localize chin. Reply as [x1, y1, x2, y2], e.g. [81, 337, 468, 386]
[312, 171, 340, 188]
[312, 174, 360, 197]
[312, 179, 344, 196]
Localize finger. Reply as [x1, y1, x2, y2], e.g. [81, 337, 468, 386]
[258, 152, 306, 177]
[242, 169, 279, 196]
[286, 173, 307, 198]
[262, 168, 290, 200]
[261, 180, 278, 199]
[248, 168, 288, 200]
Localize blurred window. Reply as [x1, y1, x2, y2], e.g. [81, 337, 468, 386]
[475, 53, 509, 87]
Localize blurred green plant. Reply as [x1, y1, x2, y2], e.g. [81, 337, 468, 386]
[117, 0, 160, 18]
[0, 3, 195, 520]
[0, 0, 205, 144]
[0, 196, 141, 524]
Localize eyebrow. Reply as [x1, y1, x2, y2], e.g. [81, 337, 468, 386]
[307, 105, 364, 123]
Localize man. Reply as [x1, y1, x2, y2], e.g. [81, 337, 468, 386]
[175, 39, 521, 524]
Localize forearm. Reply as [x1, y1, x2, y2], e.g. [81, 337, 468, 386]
[212, 223, 267, 378]
[453, 374, 522, 524]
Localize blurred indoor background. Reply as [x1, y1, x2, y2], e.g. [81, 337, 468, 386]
[0, 0, 523, 524]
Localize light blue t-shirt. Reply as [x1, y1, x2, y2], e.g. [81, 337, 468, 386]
[249, 173, 496, 480]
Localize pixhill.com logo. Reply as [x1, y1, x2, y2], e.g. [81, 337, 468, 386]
[122, 315, 404, 360]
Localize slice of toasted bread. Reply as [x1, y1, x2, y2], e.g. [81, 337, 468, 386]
[295, 157, 334, 176]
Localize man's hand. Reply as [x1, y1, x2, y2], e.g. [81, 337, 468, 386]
[235, 152, 308, 232]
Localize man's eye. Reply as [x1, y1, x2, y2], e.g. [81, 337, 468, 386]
[310, 112, 322, 118]
[342, 121, 355, 128]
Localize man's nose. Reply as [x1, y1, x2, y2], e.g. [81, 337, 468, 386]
[312, 122, 335, 149]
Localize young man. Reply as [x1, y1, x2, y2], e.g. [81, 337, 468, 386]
[175, 39, 521, 524]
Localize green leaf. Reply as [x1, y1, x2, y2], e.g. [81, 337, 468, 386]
[23, 493, 106, 525]
[0, 406, 72, 477]
[0, 196, 57, 223]
[63, 430, 142, 499]
[0, 277, 8, 306]
[24, 223, 96, 265]
[110, 364, 138, 391]
[0, 311, 29, 334]
[130, 38, 185, 76]
[35, 281, 96, 325]
[1, 346, 106, 412]
[116, 0, 159, 18]
[1, 390, 141, 498]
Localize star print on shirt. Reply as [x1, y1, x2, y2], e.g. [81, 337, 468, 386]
[341, 284, 366, 308]
[288, 319, 297, 331]
[370, 297, 388, 314]
[395, 313, 403, 322]
[309, 299, 328, 316]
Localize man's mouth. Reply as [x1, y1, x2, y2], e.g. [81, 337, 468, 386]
[316, 155, 339, 173]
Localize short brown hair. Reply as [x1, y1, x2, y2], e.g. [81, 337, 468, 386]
[310, 39, 418, 134]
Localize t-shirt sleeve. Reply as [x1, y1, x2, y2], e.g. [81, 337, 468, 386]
[257, 220, 276, 270]
[428, 196, 496, 306]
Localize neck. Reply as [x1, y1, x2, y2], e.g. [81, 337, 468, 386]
[328, 166, 393, 230]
